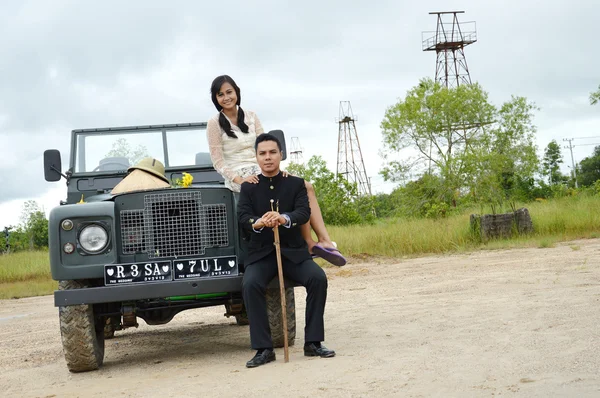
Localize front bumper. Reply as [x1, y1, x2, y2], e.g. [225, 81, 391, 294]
[54, 275, 244, 306]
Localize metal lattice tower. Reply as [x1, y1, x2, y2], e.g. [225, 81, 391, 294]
[422, 11, 477, 88]
[289, 137, 304, 164]
[336, 101, 371, 196]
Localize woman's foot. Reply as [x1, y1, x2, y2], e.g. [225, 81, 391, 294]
[307, 240, 337, 254]
[317, 240, 337, 251]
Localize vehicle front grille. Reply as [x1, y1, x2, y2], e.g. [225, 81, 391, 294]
[119, 191, 229, 258]
[121, 210, 144, 255]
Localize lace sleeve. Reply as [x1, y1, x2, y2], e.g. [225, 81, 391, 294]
[207, 118, 238, 182]
[253, 112, 265, 135]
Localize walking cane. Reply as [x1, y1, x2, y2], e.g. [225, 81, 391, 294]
[252, 199, 289, 363]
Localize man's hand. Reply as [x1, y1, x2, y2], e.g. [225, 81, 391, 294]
[261, 211, 286, 228]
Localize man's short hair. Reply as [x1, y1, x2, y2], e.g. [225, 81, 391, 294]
[255, 134, 282, 152]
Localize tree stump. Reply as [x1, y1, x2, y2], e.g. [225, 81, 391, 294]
[470, 208, 533, 241]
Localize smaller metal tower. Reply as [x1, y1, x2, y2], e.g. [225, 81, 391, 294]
[336, 101, 372, 196]
[422, 11, 477, 88]
[289, 137, 304, 164]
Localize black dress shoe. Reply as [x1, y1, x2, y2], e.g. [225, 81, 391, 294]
[304, 343, 335, 358]
[246, 349, 276, 368]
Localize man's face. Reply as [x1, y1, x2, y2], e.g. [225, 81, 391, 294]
[256, 140, 282, 175]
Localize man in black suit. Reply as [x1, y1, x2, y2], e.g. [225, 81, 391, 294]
[237, 134, 336, 368]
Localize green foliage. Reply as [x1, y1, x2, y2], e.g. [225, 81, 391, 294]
[488, 95, 540, 196]
[542, 140, 566, 185]
[590, 84, 600, 105]
[370, 191, 404, 219]
[5, 226, 28, 252]
[380, 78, 495, 187]
[390, 173, 454, 218]
[21, 201, 49, 249]
[105, 138, 149, 165]
[3, 201, 49, 252]
[287, 156, 373, 225]
[326, 192, 600, 259]
[380, 77, 540, 211]
[577, 145, 600, 187]
[593, 179, 600, 195]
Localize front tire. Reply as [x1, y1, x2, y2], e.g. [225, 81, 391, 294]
[58, 280, 105, 372]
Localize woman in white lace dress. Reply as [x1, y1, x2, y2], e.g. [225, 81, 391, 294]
[207, 75, 346, 266]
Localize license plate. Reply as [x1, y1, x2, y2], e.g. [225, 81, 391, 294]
[104, 260, 172, 285]
[173, 255, 238, 280]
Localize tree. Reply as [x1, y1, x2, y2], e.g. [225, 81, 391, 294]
[380, 78, 495, 188]
[590, 85, 600, 105]
[6, 226, 28, 252]
[577, 146, 600, 187]
[380, 77, 539, 208]
[370, 192, 401, 219]
[287, 156, 370, 225]
[493, 96, 539, 187]
[19, 200, 49, 250]
[393, 173, 452, 218]
[541, 140, 565, 185]
[105, 138, 149, 165]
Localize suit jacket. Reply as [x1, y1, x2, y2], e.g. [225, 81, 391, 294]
[237, 172, 311, 266]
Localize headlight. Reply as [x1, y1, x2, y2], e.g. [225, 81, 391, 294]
[79, 224, 109, 253]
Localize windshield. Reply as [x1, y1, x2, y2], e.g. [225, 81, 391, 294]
[72, 126, 210, 173]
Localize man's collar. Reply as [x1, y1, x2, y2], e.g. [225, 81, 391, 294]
[260, 170, 281, 178]
[259, 171, 283, 181]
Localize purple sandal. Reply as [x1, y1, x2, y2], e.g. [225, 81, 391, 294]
[312, 244, 347, 266]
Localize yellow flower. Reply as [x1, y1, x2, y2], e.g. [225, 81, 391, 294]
[181, 172, 193, 187]
[171, 172, 194, 188]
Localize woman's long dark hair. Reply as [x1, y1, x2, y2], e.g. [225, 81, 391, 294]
[210, 75, 249, 138]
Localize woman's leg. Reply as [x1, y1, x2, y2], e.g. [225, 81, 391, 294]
[302, 181, 336, 252]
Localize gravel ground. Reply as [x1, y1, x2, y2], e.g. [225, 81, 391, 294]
[1, 238, 599, 397]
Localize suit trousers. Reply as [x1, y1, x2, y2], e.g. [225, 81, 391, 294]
[242, 251, 328, 349]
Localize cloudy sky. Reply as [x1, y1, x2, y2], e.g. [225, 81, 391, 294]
[1, 0, 599, 229]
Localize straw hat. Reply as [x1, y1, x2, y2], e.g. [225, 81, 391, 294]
[128, 157, 170, 183]
[111, 157, 170, 195]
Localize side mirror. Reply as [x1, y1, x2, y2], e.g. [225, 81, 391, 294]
[267, 130, 287, 161]
[44, 149, 63, 182]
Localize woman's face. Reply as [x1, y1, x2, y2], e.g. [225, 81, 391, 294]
[216, 82, 238, 112]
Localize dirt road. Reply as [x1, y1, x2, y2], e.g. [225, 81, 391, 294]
[1, 239, 600, 397]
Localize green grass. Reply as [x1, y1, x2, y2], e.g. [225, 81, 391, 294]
[0, 251, 51, 283]
[2, 194, 600, 299]
[538, 239, 556, 249]
[0, 280, 58, 300]
[0, 251, 54, 299]
[330, 194, 600, 258]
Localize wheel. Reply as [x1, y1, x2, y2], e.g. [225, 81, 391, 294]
[58, 280, 105, 372]
[266, 287, 296, 348]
